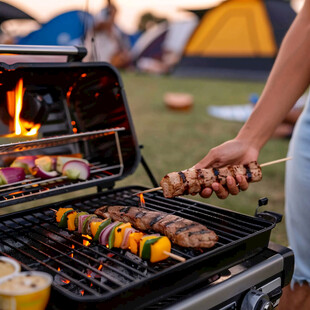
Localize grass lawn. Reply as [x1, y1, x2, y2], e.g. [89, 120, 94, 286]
[117, 71, 290, 246]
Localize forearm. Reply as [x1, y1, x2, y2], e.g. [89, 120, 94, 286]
[237, 1, 310, 150]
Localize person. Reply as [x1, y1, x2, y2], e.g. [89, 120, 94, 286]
[84, 1, 131, 68]
[194, 1, 310, 309]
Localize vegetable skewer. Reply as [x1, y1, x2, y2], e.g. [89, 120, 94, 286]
[55, 208, 185, 263]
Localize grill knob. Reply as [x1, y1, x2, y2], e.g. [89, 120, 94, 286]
[241, 289, 274, 310]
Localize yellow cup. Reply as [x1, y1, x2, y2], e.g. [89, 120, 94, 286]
[0, 257, 20, 283]
[0, 271, 53, 310]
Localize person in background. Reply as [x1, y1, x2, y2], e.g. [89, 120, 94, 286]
[84, 0, 131, 68]
[194, 0, 310, 308]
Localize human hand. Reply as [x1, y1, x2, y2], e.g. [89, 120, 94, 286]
[194, 139, 259, 199]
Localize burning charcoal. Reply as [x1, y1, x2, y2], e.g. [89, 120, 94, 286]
[54, 273, 71, 286]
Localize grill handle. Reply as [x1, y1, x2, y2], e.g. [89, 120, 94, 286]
[0, 44, 87, 62]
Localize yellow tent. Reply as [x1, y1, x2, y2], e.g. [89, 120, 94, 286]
[174, 0, 296, 80]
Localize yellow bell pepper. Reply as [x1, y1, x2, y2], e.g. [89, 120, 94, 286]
[139, 235, 158, 258]
[150, 236, 171, 263]
[67, 211, 77, 231]
[56, 208, 73, 223]
[90, 220, 104, 237]
[114, 223, 132, 248]
[128, 232, 144, 255]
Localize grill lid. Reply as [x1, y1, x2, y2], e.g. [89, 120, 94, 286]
[0, 59, 140, 206]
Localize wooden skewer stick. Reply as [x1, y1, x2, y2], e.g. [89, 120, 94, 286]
[260, 156, 292, 167]
[163, 251, 186, 262]
[134, 156, 293, 196]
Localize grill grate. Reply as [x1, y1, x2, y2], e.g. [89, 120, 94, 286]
[0, 127, 126, 208]
[0, 186, 275, 307]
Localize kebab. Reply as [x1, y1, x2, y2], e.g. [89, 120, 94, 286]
[94, 206, 218, 248]
[135, 157, 292, 198]
[55, 208, 181, 263]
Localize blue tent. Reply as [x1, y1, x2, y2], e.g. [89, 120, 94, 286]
[17, 10, 93, 46]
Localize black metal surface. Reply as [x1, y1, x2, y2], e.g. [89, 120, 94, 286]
[0, 186, 275, 309]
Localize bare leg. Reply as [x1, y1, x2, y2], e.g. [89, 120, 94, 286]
[278, 282, 310, 309]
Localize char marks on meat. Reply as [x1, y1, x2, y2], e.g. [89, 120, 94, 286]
[160, 161, 262, 198]
[95, 206, 218, 248]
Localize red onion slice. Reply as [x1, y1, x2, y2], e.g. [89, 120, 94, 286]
[62, 160, 90, 180]
[78, 214, 90, 234]
[99, 221, 120, 246]
[121, 228, 137, 249]
[0, 167, 26, 184]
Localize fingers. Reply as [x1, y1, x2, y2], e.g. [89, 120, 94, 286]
[226, 176, 240, 195]
[200, 175, 249, 199]
[236, 175, 249, 191]
[212, 183, 229, 199]
[199, 187, 213, 198]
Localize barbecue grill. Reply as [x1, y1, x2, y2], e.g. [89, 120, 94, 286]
[0, 45, 293, 310]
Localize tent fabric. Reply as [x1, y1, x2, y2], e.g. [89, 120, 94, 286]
[17, 10, 93, 46]
[174, 0, 296, 80]
[130, 19, 198, 63]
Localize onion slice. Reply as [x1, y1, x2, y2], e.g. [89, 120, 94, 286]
[121, 228, 137, 249]
[78, 214, 90, 234]
[0, 167, 26, 184]
[10, 156, 37, 174]
[32, 166, 58, 179]
[99, 221, 120, 246]
[62, 160, 90, 180]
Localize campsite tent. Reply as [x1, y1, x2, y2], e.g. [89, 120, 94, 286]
[17, 10, 93, 46]
[173, 0, 296, 80]
[131, 19, 198, 71]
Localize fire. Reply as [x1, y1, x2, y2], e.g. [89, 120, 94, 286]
[57, 267, 61, 271]
[98, 264, 103, 271]
[61, 279, 70, 284]
[83, 240, 91, 247]
[6, 78, 41, 136]
[80, 290, 85, 296]
[82, 234, 92, 247]
[139, 194, 145, 208]
[70, 244, 75, 258]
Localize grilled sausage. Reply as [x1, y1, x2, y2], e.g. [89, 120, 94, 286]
[160, 161, 262, 198]
[95, 206, 218, 248]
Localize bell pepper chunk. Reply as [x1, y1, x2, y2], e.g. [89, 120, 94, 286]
[114, 223, 132, 248]
[67, 211, 78, 231]
[56, 207, 73, 223]
[128, 232, 144, 255]
[150, 236, 171, 263]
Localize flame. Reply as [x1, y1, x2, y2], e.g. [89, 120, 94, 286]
[83, 240, 91, 247]
[82, 234, 92, 247]
[57, 267, 61, 272]
[139, 194, 145, 208]
[6, 78, 41, 136]
[80, 290, 85, 296]
[98, 264, 103, 271]
[61, 279, 70, 284]
[70, 244, 74, 258]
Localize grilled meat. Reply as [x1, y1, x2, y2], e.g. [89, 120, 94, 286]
[94, 206, 218, 248]
[160, 161, 262, 198]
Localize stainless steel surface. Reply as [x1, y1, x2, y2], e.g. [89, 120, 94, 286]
[0, 44, 82, 55]
[166, 254, 284, 310]
[0, 128, 125, 155]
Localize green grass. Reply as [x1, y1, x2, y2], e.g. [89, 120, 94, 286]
[117, 71, 290, 246]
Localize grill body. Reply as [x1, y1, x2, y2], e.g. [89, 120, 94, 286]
[0, 45, 294, 309]
[0, 186, 293, 309]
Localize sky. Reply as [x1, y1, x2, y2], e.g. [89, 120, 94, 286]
[3, 0, 304, 36]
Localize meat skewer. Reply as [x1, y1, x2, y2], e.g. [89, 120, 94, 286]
[95, 206, 218, 248]
[55, 207, 186, 262]
[134, 157, 292, 198]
